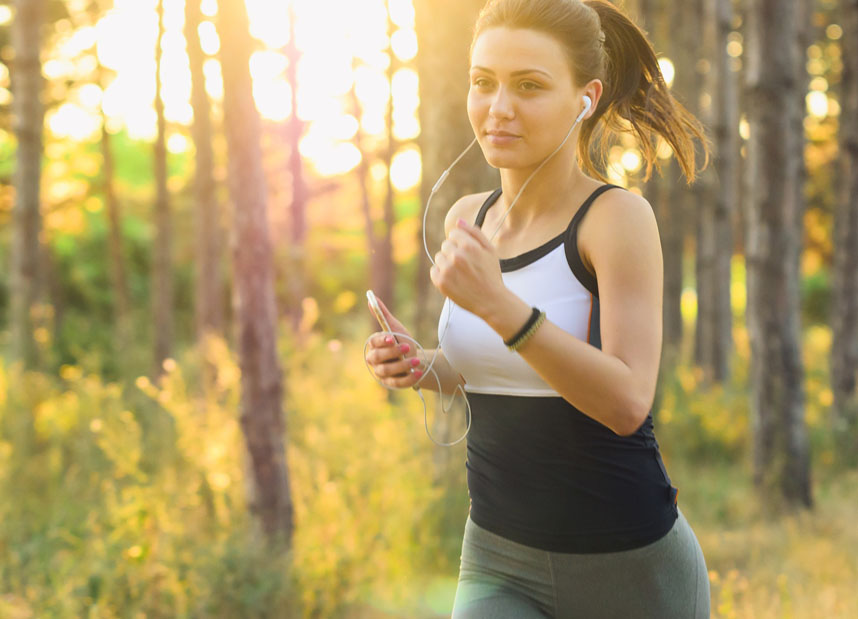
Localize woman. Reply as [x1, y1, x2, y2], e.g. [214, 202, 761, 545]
[365, 0, 711, 616]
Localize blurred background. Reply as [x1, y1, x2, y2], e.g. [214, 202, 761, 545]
[0, 0, 856, 616]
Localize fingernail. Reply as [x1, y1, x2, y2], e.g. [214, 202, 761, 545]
[414, 370, 423, 378]
[410, 357, 420, 366]
[457, 218, 467, 227]
[385, 336, 393, 344]
[400, 343, 410, 353]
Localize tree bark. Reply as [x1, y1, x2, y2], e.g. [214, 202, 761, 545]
[373, 1, 397, 322]
[9, 0, 46, 369]
[152, 0, 173, 376]
[217, 0, 294, 543]
[186, 0, 224, 348]
[696, 0, 737, 385]
[284, 3, 308, 337]
[745, 0, 811, 509]
[636, 0, 676, 419]
[658, 0, 693, 359]
[831, 0, 858, 451]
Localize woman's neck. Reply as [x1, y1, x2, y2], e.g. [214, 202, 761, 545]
[493, 152, 590, 234]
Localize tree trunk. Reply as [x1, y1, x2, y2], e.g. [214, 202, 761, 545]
[831, 0, 858, 453]
[745, 0, 811, 509]
[9, 0, 46, 369]
[349, 71, 384, 343]
[152, 0, 173, 376]
[373, 1, 397, 322]
[659, 0, 692, 359]
[696, 0, 737, 385]
[636, 0, 669, 418]
[217, 0, 294, 543]
[413, 0, 498, 345]
[186, 0, 224, 348]
[101, 107, 132, 366]
[284, 4, 308, 337]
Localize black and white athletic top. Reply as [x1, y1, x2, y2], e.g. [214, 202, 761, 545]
[438, 183, 679, 553]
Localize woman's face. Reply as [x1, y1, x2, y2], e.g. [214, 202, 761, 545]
[468, 27, 585, 170]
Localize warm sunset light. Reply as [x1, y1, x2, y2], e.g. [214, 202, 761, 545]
[46, 0, 422, 187]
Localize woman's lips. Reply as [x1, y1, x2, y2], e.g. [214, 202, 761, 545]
[486, 131, 520, 145]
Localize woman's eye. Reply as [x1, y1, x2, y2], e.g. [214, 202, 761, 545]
[520, 81, 540, 91]
[472, 78, 491, 88]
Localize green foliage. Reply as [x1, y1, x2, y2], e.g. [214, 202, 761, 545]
[801, 267, 831, 326]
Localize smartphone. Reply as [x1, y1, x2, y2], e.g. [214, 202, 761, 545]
[367, 290, 410, 377]
[366, 290, 394, 335]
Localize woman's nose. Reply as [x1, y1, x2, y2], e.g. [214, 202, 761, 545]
[488, 87, 515, 120]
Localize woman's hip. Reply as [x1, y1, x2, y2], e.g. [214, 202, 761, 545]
[452, 508, 710, 618]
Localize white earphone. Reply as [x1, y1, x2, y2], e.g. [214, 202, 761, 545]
[577, 95, 593, 124]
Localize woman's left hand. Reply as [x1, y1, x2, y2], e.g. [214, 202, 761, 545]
[430, 218, 507, 318]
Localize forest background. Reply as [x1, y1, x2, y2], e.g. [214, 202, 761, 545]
[0, 0, 856, 617]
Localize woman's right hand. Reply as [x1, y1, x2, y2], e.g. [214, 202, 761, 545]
[365, 296, 425, 389]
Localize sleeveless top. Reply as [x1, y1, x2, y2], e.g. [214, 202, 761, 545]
[438, 184, 679, 553]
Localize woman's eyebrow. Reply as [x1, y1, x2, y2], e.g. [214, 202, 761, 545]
[469, 65, 553, 79]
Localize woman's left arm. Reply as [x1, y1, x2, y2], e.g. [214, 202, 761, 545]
[480, 191, 664, 436]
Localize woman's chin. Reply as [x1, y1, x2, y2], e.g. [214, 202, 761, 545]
[481, 150, 532, 170]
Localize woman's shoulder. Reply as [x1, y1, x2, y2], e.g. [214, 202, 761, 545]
[444, 190, 497, 238]
[578, 185, 658, 275]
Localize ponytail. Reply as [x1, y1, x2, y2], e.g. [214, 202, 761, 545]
[582, 0, 710, 183]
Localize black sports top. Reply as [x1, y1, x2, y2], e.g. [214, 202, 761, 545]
[437, 184, 679, 553]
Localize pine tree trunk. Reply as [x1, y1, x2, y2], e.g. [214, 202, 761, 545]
[745, 0, 811, 509]
[9, 0, 45, 369]
[697, 0, 737, 385]
[413, 0, 498, 345]
[660, 0, 692, 358]
[186, 0, 224, 348]
[101, 112, 132, 363]
[636, 0, 669, 418]
[217, 0, 294, 543]
[373, 1, 397, 323]
[831, 0, 858, 452]
[152, 0, 173, 376]
[284, 4, 308, 337]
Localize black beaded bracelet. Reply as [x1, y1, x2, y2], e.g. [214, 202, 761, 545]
[503, 306, 545, 351]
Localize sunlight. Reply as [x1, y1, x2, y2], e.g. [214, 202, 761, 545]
[658, 58, 675, 88]
[48, 102, 101, 141]
[203, 58, 223, 99]
[390, 147, 421, 191]
[0, 5, 12, 26]
[47, 0, 420, 177]
[391, 29, 418, 62]
[78, 83, 103, 109]
[621, 149, 642, 173]
[198, 21, 220, 55]
[389, 0, 415, 28]
[806, 91, 829, 118]
[167, 133, 190, 154]
[254, 80, 292, 122]
[245, 0, 289, 49]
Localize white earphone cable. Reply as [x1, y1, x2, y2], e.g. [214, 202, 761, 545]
[364, 96, 593, 446]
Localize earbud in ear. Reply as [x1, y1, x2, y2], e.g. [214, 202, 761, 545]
[575, 95, 592, 124]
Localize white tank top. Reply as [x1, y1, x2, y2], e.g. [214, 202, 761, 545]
[438, 184, 623, 396]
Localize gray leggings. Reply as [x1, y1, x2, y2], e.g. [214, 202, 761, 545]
[451, 508, 710, 618]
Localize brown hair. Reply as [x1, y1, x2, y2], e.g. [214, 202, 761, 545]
[470, 0, 710, 184]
